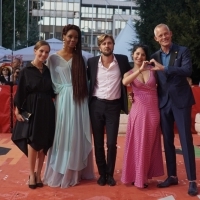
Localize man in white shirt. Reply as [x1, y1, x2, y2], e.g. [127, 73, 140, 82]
[87, 34, 131, 186]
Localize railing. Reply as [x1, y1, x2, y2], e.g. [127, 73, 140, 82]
[0, 85, 200, 134]
[0, 85, 17, 133]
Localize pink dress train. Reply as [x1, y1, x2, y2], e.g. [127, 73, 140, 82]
[121, 70, 164, 188]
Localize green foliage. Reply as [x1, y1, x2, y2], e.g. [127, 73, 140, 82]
[2, 0, 14, 49]
[2, 0, 39, 50]
[134, 0, 200, 83]
[27, 17, 40, 46]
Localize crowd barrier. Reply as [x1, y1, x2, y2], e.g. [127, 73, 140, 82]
[0, 85, 200, 133]
[0, 85, 17, 133]
[191, 86, 200, 133]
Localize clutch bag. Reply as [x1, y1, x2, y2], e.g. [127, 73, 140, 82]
[21, 110, 32, 123]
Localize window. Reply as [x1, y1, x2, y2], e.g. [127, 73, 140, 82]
[56, 18, 62, 26]
[97, 21, 102, 30]
[62, 18, 67, 26]
[74, 3, 80, 11]
[126, 9, 130, 15]
[74, 19, 79, 26]
[68, 3, 73, 11]
[68, 18, 73, 24]
[55, 32, 61, 40]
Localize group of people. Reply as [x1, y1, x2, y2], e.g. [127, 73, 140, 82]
[0, 58, 21, 85]
[11, 23, 198, 196]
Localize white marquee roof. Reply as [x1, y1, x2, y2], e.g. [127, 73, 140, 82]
[12, 38, 93, 62]
[114, 19, 138, 62]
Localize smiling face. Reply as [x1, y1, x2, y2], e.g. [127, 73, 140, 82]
[154, 25, 172, 49]
[34, 45, 50, 63]
[63, 29, 79, 49]
[132, 47, 147, 67]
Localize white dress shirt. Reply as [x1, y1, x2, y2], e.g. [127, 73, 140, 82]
[93, 56, 121, 100]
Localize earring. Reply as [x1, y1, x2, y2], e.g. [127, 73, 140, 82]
[74, 46, 76, 51]
[63, 39, 65, 49]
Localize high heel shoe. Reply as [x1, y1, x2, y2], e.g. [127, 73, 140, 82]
[36, 182, 43, 187]
[34, 172, 43, 188]
[29, 176, 36, 189]
[132, 182, 148, 188]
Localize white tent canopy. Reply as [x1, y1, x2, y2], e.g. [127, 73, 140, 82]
[0, 46, 12, 54]
[0, 46, 12, 63]
[12, 38, 93, 61]
[114, 19, 138, 62]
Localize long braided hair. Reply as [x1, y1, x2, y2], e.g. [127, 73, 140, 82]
[62, 24, 88, 104]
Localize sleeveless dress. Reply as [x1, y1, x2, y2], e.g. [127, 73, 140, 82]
[43, 54, 94, 188]
[121, 70, 164, 188]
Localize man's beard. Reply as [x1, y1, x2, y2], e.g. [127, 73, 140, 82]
[101, 50, 113, 56]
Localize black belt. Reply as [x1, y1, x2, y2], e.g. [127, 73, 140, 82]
[93, 96, 120, 103]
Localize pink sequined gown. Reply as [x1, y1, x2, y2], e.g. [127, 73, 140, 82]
[121, 70, 164, 188]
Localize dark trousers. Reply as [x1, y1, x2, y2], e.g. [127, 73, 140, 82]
[160, 98, 196, 180]
[89, 97, 121, 177]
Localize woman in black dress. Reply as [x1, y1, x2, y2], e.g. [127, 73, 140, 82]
[12, 40, 55, 189]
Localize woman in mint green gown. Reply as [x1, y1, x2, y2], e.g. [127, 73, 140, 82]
[43, 24, 94, 188]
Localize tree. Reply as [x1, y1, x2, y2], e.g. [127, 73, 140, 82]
[2, 0, 14, 49]
[134, 0, 200, 83]
[2, 0, 40, 50]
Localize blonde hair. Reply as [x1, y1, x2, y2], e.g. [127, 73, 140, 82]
[154, 23, 170, 36]
[97, 34, 115, 46]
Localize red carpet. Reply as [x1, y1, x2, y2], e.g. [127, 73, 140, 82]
[0, 133, 200, 200]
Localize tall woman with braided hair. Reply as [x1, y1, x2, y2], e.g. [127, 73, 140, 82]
[43, 24, 94, 188]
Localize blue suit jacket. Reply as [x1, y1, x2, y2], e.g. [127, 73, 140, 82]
[87, 54, 131, 114]
[151, 43, 195, 109]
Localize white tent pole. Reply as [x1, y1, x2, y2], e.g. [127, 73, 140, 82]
[27, 0, 29, 47]
[105, 1, 107, 33]
[90, 4, 93, 54]
[13, 0, 16, 50]
[39, 0, 42, 40]
[53, 0, 56, 38]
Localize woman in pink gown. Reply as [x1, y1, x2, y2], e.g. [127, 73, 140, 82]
[121, 44, 164, 188]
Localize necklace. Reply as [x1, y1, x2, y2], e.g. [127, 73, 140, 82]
[31, 60, 43, 71]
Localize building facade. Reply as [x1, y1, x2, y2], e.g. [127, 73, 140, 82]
[80, 0, 138, 55]
[21, 0, 138, 55]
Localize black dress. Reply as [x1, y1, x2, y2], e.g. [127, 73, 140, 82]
[0, 75, 11, 85]
[11, 63, 55, 156]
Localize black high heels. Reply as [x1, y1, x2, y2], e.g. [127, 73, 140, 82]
[34, 172, 44, 188]
[28, 175, 36, 189]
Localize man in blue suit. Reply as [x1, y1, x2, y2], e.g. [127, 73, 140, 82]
[150, 23, 198, 196]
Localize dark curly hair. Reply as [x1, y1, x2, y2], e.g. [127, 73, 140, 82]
[132, 44, 150, 61]
[62, 24, 88, 104]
